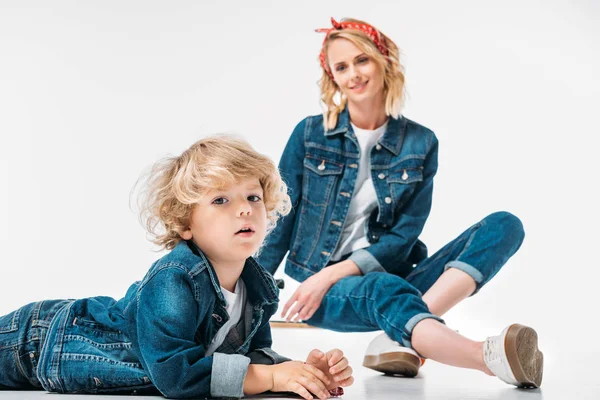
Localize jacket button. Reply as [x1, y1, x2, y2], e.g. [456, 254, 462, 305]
[375, 144, 382, 150]
[378, 173, 385, 179]
[372, 235, 379, 240]
[385, 197, 392, 204]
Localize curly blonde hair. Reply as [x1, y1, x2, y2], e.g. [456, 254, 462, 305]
[319, 18, 406, 131]
[136, 135, 291, 250]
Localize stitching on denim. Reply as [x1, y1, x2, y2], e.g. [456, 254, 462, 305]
[59, 353, 143, 368]
[306, 142, 359, 158]
[62, 335, 133, 350]
[456, 221, 484, 261]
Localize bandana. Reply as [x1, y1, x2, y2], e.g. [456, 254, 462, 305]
[316, 17, 389, 79]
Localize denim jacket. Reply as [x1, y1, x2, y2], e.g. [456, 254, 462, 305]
[36, 240, 287, 398]
[258, 107, 438, 281]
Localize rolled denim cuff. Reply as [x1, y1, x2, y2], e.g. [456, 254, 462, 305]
[210, 353, 251, 398]
[444, 260, 484, 294]
[248, 347, 291, 365]
[401, 313, 445, 356]
[348, 249, 386, 275]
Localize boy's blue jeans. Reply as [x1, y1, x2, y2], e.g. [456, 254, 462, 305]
[306, 212, 525, 349]
[0, 300, 70, 389]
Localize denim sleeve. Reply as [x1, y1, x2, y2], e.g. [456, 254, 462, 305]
[134, 267, 250, 399]
[210, 353, 251, 398]
[359, 132, 439, 274]
[348, 248, 386, 274]
[256, 118, 307, 275]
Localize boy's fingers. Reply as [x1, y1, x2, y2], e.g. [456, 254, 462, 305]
[297, 375, 329, 400]
[326, 349, 344, 366]
[303, 362, 331, 385]
[330, 357, 348, 375]
[306, 349, 325, 365]
[291, 382, 313, 400]
[338, 376, 355, 387]
[333, 366, 353, 382]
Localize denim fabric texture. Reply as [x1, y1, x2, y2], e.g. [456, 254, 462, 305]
[0, 240, 287, 398]
[257, 107, 525, 349]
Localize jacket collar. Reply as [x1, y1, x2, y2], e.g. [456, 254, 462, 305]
[184, 240, 279, 306]
[324, 105, 407, 156]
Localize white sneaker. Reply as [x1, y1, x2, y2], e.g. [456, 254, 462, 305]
[483, 324, 544, 388]
[363, 332, 423, 377]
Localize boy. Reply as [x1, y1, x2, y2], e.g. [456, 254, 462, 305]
[0, 135, 353, 399]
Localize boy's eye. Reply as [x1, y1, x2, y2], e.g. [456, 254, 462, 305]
[248, 195, 262, 202]
[212, 197, 228, 205]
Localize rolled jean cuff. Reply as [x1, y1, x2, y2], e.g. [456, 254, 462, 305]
[444, 260, 484, 294]
[348, 249, 386, 275]
[401, 313, 445, 356]
[210, 352, 250, 398]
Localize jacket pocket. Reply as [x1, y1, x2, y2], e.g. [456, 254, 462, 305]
[302, 155, 344, 207]
[388, 166, 424, 209]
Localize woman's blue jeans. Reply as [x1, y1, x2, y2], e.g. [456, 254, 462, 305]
[306, 212, 525, 349]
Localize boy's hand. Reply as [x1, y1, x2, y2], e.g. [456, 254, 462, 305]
[306, 349, 354, 391]
[271, 361, 332, 400]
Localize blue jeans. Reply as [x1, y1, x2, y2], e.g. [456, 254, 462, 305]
[0, 300, 70, 390]
[306, 212, 525, 349]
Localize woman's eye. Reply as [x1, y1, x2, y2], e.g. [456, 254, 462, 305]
[248, 195, 262, 202]
[357, 57, 368, 64]
[212, 197, 228, 205]
[335, 65, 346, 72]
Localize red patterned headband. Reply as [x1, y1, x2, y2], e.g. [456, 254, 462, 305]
[316, 17, 389, 79]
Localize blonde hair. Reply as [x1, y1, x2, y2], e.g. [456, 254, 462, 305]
[319, 18, 406, 131]
[137, 135, 291, 250]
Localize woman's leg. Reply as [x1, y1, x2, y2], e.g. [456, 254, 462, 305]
[307, 271, 443, 376]
[411, 318, 543, 388]
[306, 272, 543, 387]
[406, 211, 525, 316]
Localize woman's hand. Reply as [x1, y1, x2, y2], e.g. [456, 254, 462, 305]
[282, 259, 361, 322]
[282, 268, 334, 322]
[271, 361, 332, 400]
[305, 349, 354, 391]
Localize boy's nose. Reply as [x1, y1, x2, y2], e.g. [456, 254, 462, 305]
[238, 201, 252, 217]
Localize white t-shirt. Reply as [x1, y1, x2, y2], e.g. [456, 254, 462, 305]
[331, 120, 388, 261]
[204, 279, 246, 356]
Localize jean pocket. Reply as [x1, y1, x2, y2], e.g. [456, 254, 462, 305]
[0, 308, 21, 334]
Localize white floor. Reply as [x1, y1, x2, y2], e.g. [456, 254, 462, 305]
[0, 328, 597, 400]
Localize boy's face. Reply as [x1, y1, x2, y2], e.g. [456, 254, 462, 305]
[181, 178, 267, 265]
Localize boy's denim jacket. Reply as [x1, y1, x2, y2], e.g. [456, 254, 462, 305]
[36, 240, 288, 398]
[258, 107, 438, 281]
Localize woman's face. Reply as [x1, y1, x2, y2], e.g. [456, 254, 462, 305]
[327, 38, 385, 106]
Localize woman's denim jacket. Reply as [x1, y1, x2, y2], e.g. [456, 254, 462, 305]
[36, 240, 287, 398]
[258, 107, 438, 281]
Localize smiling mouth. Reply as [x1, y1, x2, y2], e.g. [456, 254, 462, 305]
[351, 80, 368, 90]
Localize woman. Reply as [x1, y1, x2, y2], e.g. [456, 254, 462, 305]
[258, 18, 542, 388]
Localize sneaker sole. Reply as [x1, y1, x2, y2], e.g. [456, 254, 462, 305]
[505, 324, 544, 388]
[362, 352, 420, 377]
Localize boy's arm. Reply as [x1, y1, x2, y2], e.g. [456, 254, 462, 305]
[246, 307, 291, 365]
[132, 268, 250, 399]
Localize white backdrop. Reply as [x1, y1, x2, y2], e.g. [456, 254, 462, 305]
[1, 0, 598, 358]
